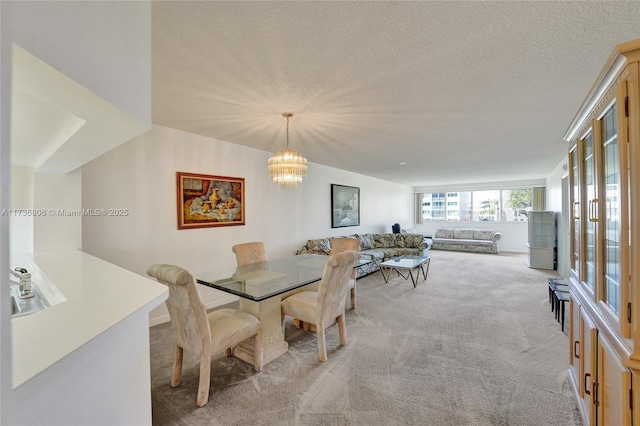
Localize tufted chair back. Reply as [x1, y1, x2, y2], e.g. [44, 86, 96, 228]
[232, 242, 268, 266]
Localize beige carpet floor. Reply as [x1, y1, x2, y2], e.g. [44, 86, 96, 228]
[149, 250, 582, 425]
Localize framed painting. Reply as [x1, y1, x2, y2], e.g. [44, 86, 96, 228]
[331, 184, 360, 228]
[177, 172, 245, 229]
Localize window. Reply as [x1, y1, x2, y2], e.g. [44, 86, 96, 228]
[419, 188, 533, 222]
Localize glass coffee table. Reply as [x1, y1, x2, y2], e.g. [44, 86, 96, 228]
[379, 254, 431, 287]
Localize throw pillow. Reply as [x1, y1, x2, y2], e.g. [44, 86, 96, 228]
[357, 233, 375, 250]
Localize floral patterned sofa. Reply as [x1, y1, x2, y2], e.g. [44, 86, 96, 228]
[431, 228, 502, 254]
[297, 233, 430, 278]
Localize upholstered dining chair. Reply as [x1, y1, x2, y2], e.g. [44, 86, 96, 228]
[281, 250, 360, 362]
[147, 264, 263, 407]
[330, 237, 360, 309]
[232, 242, 268, 266]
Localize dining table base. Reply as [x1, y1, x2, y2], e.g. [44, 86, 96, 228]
[234, 297, 289, 366]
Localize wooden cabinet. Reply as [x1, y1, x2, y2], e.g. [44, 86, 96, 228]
[564, 39, 640, 425]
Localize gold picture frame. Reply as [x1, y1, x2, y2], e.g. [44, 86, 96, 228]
[177, 172, 245, 229]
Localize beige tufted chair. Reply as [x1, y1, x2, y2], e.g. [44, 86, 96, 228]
[147, 264, 263, 407]
[330, 237, 360, 309]
[281, 251, 360, 362]
[232, 242, 268, 266]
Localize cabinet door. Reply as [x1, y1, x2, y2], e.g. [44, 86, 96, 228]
[581, 309, 597, 425]
[595, 69, 632, 338]
[582, 130, 597, 293]
[596, 332, 632, 425]
[599, 101, 624, 322]
[569, 296, 581, 389]
[570, 145, 581, 280]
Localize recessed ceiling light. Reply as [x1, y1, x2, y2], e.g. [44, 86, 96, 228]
[399, 162, 407, 165]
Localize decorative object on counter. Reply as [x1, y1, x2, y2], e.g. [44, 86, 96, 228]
[268, 112, 307, 188]
[331, 184, 360, 228]
[176, 172, 245, 229]
[147, 263, 263, 407]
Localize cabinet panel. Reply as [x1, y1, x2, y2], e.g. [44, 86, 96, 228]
[597, 332, 631, 425]
[599, 101, 623, 321]
[583, 131, 597, 293]
[569, 297, 581, 392]
[570, 146, 580, 278]
[581, 308, 597, 425]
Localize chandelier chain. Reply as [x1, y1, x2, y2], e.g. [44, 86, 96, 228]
[286, 115, 290, 149]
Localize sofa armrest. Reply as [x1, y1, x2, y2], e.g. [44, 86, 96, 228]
[493, 232, 502, 242]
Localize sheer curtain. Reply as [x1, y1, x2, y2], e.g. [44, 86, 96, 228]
[414, 193, 423, 224]
[532, 187, 545, 211]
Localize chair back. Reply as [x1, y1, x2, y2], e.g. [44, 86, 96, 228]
[147, 264, 211, 354]
[330, 237, 360, 254]
[232, 242, 267, 266]
[316, 251, 360, 326]
[330, 238, 360, 280]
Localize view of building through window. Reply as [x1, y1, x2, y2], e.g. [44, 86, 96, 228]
[420, 189, 532, 221]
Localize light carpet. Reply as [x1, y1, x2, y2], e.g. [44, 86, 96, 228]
[149, 250, 582, 425]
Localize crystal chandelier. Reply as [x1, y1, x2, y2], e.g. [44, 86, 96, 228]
[268, 112, 308, 188]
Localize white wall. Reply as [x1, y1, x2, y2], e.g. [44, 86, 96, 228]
[546, 155, 570, 277]
[34, 170, 82, 251]
[6, 1, 150, 126]
[9, 308, 154, 426]
[1, 2, 152, 424]
[1, 4, 13, 422]
[9, 166, 34, 254]
[81, 125, 414, 324]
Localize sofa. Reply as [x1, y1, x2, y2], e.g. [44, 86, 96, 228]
[297, 233, 429, 278]
[431, 228, 501, 254]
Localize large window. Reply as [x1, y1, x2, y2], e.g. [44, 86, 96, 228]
[420, 188, 532, 222]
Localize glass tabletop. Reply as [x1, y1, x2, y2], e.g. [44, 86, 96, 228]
[379, 254, 430, 269]
[196, 254, 370, 302]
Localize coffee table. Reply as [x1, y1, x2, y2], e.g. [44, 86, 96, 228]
[379, 254, 431, 287]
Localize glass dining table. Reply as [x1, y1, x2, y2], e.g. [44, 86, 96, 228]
[196, 254, 369, 366]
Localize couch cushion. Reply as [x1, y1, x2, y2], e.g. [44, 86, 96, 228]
[394, 234, 408, 248]
[399, 233, 425, 248]
[435, 228, 454, 239]
[372, 233, 397, 248]
[305, 238, 332, 254]
[357, 233, 375, 250]
[473, 229, 495, 241]
[360, 249, 385, 261]
[453, 229, 474, 239]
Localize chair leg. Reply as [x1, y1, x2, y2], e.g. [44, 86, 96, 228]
[350, 287, 356, 309]
[254, 331, 264, 372]
[317, 326, 327, 362]
[337, 314, 347, 346]
[171, 344, 183, 387]
[196, 353, 211, 407]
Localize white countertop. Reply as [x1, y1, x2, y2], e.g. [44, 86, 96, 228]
[10, 250, 168, 388]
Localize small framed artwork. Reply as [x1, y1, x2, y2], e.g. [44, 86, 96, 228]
[331, 184, 360, 228]
[177, 172, 245, 229]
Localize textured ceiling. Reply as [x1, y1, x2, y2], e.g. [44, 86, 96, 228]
[151, 1, 640, 188]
